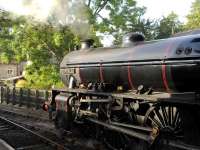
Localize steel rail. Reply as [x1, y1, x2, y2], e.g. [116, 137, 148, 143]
[0, 116, 69, 150]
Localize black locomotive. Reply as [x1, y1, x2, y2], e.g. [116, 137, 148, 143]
[44, 31, 200, 150]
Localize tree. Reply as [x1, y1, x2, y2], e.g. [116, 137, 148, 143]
[1, 1, 179, 89]
[11, 22, 78, 89]
[0, 11, 79, 89]
[155, 12, 183, 39]
[0, 11, 16, 63]
[86, 0, 155, 43]
[24, 64, 64, 89]
[12, 23, 76, 65]
[186, 0, 200, 29]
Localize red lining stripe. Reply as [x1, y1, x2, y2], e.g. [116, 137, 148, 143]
[99, 63, 104, 82]
[162, 43, 174, 93]
[127, 65, 135, 89]
[162, 64, 170, 92]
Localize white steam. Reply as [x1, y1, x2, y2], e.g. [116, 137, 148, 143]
[0, 0, 91, 37]
[0, 0, 56, 22]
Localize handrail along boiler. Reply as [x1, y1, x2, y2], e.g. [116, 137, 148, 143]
[44, 31, 200, 149]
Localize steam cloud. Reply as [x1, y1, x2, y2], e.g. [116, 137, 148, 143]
[0, 0, 91, 37]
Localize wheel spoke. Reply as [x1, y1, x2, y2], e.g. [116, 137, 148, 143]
[171, 106, 174, 125]
[168, 106, 172, 126]
[144, 104, 183, 140]
[174, 118, 182, 131]
[172, 110, 179, 127]
[161, 106, 169, 126]
[148, 116, 162, 128]
[154, 109, 165, 127]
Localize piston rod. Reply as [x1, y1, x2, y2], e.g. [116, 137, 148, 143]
[87, 118, 158, 143]
[110, 121, 153, 132]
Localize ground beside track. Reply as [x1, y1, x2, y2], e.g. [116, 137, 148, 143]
[0, 103, 106, 150]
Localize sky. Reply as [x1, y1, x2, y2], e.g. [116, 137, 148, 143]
[0, 0, 194, 22]
[137, 0, 195, 22]
[0, 0, 196, 46]
[102, 0, 195, 46]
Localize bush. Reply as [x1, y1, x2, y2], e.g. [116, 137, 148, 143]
[15, 79, 28, 88]
[24, 64, 65, 90]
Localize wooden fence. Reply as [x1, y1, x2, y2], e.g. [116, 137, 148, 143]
[0, 86, 51, 109]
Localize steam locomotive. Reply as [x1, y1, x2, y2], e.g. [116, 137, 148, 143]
[44, 31, 200, 150]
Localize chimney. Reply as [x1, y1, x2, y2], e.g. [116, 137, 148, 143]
[81, 39, 94, 50]
[122, 32, 145, 47]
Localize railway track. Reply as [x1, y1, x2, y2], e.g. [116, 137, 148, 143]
[0, 107, 106, 150]
[0, 115, 68, 150]
[1, 105, 200, 150]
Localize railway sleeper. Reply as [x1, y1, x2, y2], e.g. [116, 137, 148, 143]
[0, 116, 69, 150]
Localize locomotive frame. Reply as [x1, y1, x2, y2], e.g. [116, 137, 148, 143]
[43, 32, 200, 150]
[45, 88, 200, 150]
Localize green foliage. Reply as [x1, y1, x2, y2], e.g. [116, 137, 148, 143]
[155, 12, 183, 39]
[15, 80, 28, 88]
[0, 1, 191, 89]
[0, 52, 13, 63]
[0, 12, 14, 63]
[12, 23, 78, 89]
[0, 11, 79, 89]
[186, 0, 200, 29]
[12, 23, 76, 65]
[25, 64, 64, 89]
[87, 0, 155, 43]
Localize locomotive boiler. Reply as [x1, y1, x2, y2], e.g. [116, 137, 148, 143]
[60, 32, 200, 93]
[44, 32, 200, 150]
